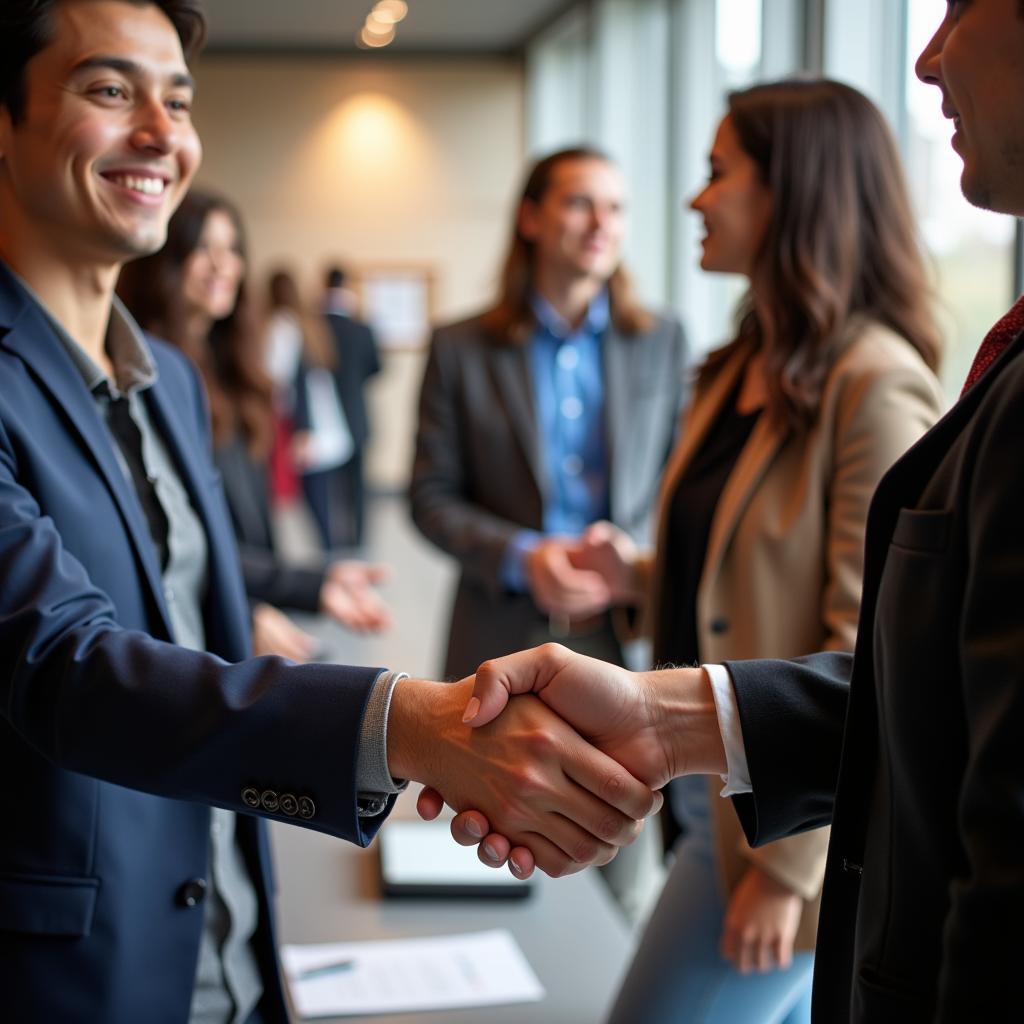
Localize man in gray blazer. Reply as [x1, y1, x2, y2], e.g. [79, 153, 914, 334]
[412, 146, 689, 680]
[411, 147, 688, 918]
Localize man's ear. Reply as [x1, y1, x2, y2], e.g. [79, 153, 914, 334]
[517, 199, 540, 243]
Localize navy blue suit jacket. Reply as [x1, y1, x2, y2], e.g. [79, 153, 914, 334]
[0, 264, 390, 1022]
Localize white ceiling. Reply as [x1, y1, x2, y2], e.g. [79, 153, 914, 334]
[204, 0, 574, 54]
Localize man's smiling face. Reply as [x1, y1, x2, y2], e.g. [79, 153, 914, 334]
[916, 0, 1024, 216]
[0, 0, 202, 267]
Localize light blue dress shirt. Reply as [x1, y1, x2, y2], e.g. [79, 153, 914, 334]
[501, 290, 611, 591]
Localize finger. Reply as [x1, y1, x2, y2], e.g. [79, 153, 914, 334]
[464, 644, 577, 727]
[737, 929, 755, 975]
[525, 810, 618, 868]
[448, 810, 490, 845]
[478, 832, 511, 868]
[562, 740, 662, 823]
[755, 935, 772, 973]
[416, 786, 445, 821]
[720, 928, 737, 968]
[515, 829, 597, 878]
[507, 846, 536, 880]
[774, 933, 793, 971]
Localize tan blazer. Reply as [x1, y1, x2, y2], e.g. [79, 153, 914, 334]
[642, 321, 944, 950]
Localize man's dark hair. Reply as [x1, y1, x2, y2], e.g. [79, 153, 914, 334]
[1, 0, 207, 123]
[325, 266, 347, 290]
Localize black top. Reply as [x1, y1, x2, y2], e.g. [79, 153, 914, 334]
[214, 434, 326, 612]
[654, 385, 761, 668]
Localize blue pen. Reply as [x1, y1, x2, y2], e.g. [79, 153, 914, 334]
[296, 958, 356, 981]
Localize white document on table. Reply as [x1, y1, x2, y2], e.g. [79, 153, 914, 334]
[282, 928, 545, 1018]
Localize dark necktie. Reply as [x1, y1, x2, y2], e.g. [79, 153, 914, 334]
[961, 295, 1024, 397]
[102, 386, 170, 570]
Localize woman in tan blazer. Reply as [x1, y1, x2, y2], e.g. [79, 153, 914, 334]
[590, 81, 946, 1023]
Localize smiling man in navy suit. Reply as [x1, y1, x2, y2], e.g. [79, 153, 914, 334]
[0, 2, 660, 1021]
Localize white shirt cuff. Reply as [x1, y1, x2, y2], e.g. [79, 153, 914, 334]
[704, 663, 752, 796]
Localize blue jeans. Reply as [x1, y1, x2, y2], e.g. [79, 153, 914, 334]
[606, 777, 814, 1024]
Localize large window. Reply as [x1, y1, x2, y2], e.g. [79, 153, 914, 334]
[524, 0, 1019, 376]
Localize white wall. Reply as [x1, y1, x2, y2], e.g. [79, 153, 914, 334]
[191, 56, 525, 489]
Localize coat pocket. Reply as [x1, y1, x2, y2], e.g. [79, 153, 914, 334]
[891, 508, 951, 553]
[853, 964, 934, 1023]
[0, 871, 99, 937]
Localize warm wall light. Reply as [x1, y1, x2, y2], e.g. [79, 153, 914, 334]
[373, 0, 408, 24]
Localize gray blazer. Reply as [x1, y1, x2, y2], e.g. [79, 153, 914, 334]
[410, 309, 690, 678]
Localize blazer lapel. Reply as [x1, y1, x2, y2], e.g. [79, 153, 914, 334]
[604, 326, 635, 524]
[0, 282, 174, 636]
[491, 343, 547, 498]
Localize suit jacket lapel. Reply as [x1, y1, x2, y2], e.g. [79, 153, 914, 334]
[491, 343, 546, 498]
[604, 326, 634, 524]
[0, 279, 174, 636]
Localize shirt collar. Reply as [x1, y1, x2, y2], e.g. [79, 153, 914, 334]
[530, 288, 610, 342]
[9, 267, 157, 397]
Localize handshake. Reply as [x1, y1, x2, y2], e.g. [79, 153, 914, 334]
[385, 644, 727, 880]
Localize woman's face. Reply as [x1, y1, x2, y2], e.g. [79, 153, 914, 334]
[181, 208, 245, 321]
[689, 115, 773, 278]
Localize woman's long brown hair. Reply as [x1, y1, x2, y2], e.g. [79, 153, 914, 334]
[117, 190, 273, 457]
[482, 146, 654, 344]
[706, 79, 941, 430]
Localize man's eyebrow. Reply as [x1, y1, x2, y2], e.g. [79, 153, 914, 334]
[70, 56, 195, 90]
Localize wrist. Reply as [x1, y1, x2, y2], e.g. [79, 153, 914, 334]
[642, 667, 727, 778]
[386, 677, 469, 784]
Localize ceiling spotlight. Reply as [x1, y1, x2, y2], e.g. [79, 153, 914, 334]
[359, 23, 395, 47]
[373, 0, 408, 24]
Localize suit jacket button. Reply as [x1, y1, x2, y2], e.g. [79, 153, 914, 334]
[279, 793, 299, 816]
[710, 617, 730, 635]
[177, 879, 208, 908]
[298, 796, 316, 820]
[241, 787, 260, 808]
[261, 790, 280, 812]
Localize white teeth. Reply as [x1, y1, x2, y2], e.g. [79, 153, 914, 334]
[108, 174, 166, 196]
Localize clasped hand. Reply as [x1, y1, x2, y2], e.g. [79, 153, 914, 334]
[410, 645, 721, 879]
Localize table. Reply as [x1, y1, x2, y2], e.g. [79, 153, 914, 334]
[270, 793, 635, 1023]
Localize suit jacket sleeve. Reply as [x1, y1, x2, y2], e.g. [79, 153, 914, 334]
[935, 373, 1024, 1022]
[0, 382, 390, 850]
[740, 341, 944, 898]
[410, 329, 528, 595]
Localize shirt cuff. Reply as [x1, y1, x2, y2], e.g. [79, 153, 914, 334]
[499, 529, 544, 592]
[704, 663, 752, 797]
[355, 669, 409, 816]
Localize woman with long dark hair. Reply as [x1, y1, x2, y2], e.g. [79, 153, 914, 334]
[118, 191, 390, 660]
[577, 79, 945, 1022]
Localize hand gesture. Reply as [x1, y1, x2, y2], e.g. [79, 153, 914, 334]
[251, 602, 317, 662]
[319, 560, 392, 632]
[720, 864, 803, 973]
[525, 538, 611, 619]
[568, 521, 644, 604]
[387, 674, 663, 879]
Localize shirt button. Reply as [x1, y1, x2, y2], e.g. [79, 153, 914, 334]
[560, 396, 583, 420]
[176, 878, 208, 908]
[562, 454, 583, 476]
[557, 346, 580, 370]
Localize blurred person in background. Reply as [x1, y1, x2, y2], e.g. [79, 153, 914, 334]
[267, 268, 355, 553]
[321, 264, 381, 547]
[118, 191, 391, 661]
[410, 145, 690, 919]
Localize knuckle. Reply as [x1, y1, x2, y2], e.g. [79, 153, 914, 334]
[571, 836, 600, 864]
[595, 813, 625, 843]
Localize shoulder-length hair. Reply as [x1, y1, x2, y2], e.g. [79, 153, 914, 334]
[482, 146, 654, 344]
[266, 268, 337, 371]
[116, 190, 273, 457]
[705, 78, 941, 430]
